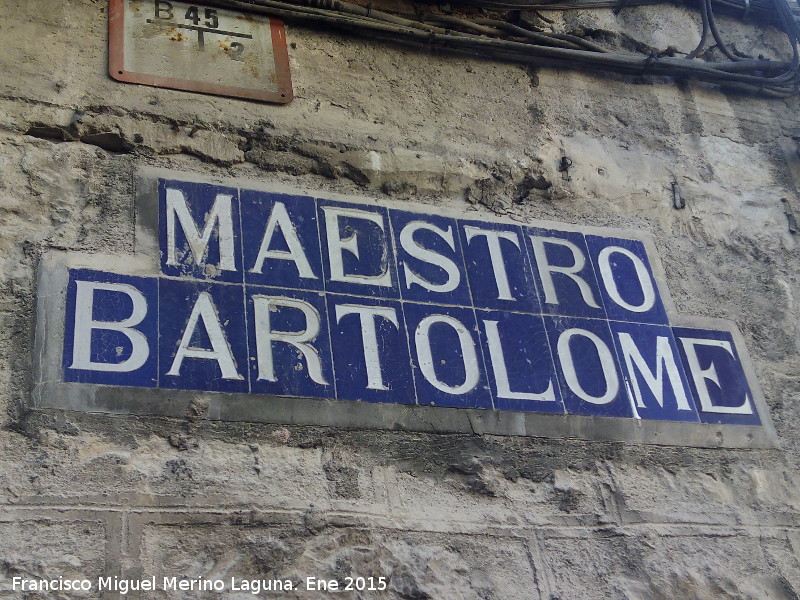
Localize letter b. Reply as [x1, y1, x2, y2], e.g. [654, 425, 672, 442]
[69, 281, 150, 373]
[63, 272, 158, 387]
[154, 1, 174, 19]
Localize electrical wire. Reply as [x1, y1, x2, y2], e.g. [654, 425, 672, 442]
[203, 0, 800, 96]
[686, 0, 710, 58]
[707, 0, 746, 60]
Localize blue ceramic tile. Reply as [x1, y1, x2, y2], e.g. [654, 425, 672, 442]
[327, 294, 415, 404]
[241, 190, 324, 291]
[525, 227, 607, 319]
[159, 179, 242, 283]
[610, 322, 698, 422]
[544, 315, 632, 417]
[247, 286, 335, 399]
[159, 279, 249, 393]
[391, 210, 471, 307]
[459, 220, 539, 313]
[317, 200, 400, 299]
[586, 236, 668, 325]
[403, 302, 492, 409]
[63, 269, 158, 387]
[672, 327, 760, 425]
[477, 310, 563, 413]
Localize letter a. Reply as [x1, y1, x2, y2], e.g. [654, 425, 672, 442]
[167, 292, 242, 379]
[250, 202, 317, 279]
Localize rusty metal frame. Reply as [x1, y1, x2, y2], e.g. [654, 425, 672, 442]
[108, 0, 293, 104]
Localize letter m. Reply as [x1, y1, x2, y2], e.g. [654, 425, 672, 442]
[165, 187, 236, 271]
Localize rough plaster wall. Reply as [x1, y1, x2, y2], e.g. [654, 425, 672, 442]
[1, 0, 800, 598]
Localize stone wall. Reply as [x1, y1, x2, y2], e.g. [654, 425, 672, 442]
[1, 0, 800, 598]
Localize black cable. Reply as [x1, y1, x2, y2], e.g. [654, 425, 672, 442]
[706, 0, 746, 60]
[201, 0, 800, 96]
[470, 17, 593, 49]
[686, 0, 710, 58]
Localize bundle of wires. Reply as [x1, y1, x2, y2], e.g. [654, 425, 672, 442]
[204, 0, 800, 96]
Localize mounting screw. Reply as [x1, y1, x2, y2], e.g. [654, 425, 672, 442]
[70, 109, 85, 125]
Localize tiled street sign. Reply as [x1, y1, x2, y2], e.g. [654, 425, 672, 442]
[33, 171, 777, 448]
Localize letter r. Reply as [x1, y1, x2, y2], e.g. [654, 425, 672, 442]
[253, 296, 329, 385]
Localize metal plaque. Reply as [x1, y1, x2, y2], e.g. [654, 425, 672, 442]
[109, 0, 292, 103]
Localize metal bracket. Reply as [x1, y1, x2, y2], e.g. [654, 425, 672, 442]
[781, 198, 798, 234]
[558, 156, 572, 181]
[671, 181, 685, 209]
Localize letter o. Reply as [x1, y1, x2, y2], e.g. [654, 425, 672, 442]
[597, 246, 656, 313]
[415, 315, 480, 395]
